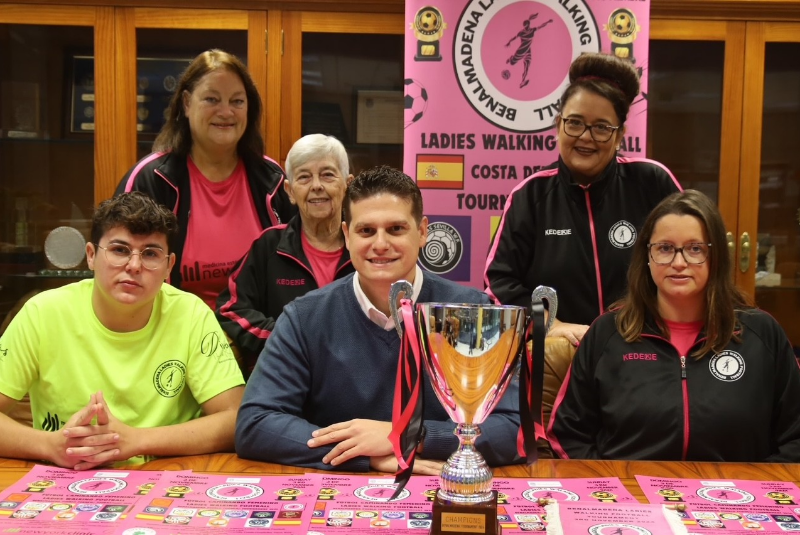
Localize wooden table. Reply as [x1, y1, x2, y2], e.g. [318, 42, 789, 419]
[3, 454, 799, 502]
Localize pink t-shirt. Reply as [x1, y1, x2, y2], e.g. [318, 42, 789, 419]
[301, 230, 343, 288]
[181, 158, 262, 308]
[665, 319, 704, 357]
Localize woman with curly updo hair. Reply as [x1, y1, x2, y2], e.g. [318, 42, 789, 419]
[486, 52, 681, 346]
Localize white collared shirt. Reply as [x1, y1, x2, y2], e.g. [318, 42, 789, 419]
[353, 265, 424, 331]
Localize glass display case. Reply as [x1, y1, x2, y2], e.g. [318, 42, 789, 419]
[752, 41, 800, 346]
[0, 22, 95, 318]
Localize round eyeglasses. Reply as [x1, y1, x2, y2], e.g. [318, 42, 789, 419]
[560, 116, 621, 142]
[648, 243, 712, 265]
[95, 243, 168, 270]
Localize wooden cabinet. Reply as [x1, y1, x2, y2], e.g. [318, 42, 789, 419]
[1, 0, 800, 344]
[0, 5, 114, 316]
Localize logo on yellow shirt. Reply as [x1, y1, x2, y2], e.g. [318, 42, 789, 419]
[153, 360, 186, 398]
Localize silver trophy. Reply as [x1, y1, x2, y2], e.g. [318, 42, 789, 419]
[389, 282, 556, 534]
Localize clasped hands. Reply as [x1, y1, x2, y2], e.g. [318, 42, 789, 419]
[51, 391, 135, 471]
[307, 419, 442, 476]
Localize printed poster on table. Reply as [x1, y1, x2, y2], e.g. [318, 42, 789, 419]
[0, 464, 167, 534]
[493, 477, 638, 532]
[544, 502, 689, 535]
[637, 475, 800, 533]
[303, 474, 636, 533]
[122, 471, 316, 533]
[306, 474, 441, 533]
[404, 0, 652, 287]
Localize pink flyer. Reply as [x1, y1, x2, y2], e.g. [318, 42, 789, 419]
[492, 477, 639, 533]
[0, 464, 167, 534]
[673, 502, 800, 533]
[637, 476, 800, 507]
[544, 502, 688, 535]
[637, 476, 800, 532]
[121, 471, 316, 533]
[305, 474, 441, 533]
[303, 474, 636, 534]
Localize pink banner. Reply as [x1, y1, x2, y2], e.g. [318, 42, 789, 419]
[404, 0, 651, 287]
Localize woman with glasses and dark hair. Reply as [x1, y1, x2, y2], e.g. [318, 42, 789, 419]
[116, 49, 296, 309]
[485, 52, 681, 346]
[549, 190, 800, 462]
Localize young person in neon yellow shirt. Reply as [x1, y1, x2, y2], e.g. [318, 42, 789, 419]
[0, 192, 245, 470]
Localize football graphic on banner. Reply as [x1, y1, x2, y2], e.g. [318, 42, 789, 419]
[404, 78, 429, 128]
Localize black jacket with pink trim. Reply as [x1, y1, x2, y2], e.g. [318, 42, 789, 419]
[484, 157, 680, 325]
[549, 309, 800, 462]
[115, 151, 297, 288]
[215, 214, 354, 376]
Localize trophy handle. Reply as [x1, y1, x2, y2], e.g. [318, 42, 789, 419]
[531, 285, 558, 333]
[389, 280, 414, 339]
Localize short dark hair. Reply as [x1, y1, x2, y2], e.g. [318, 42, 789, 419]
[92, 192, 179, 251]
[559, 52, 640, 125]
[153, 49, 264, 163]
[343, 165, 423, 225]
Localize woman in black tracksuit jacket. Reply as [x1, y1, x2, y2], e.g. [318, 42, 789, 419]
[549, 190, 800, 462]
[485, 53, 681, 347]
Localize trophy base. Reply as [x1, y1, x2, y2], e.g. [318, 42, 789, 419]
[431, 490, 501, 535]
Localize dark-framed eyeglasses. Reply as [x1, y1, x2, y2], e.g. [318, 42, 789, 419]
[648, 242, 712, 265]
[95, 243, 168, 270]
[560, 115, 621, 142]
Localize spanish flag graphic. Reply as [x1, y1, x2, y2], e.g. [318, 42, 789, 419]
[416, 154, 464, 189]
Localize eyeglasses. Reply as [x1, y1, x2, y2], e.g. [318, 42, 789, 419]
[560, 116, 621, 142]
[95, 243, 168, 270]
[648, 243, 712, 265]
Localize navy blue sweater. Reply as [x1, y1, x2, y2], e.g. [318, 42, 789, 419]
[235, 272, 522, 471]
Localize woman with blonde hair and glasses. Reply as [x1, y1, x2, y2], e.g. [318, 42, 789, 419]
[549, 190, 800, 462]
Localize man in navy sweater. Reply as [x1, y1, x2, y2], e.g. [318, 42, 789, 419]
[235, 166, 522, 473]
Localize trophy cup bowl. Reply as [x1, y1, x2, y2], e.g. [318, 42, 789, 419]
[416, 302, 526, 506]
[389, 282, 556, 534]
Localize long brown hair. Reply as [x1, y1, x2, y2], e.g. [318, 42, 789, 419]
[615, 190, 751, 357]
[153, 49, 264, 162]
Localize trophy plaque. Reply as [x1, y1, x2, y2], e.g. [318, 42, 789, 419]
[389, 282, 556, 534]
[411, 6, 447, 61]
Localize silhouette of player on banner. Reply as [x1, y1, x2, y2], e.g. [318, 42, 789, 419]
[505, 14, 553, 88]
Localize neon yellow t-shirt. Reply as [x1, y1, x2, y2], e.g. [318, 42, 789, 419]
[0, 279, 244, 431]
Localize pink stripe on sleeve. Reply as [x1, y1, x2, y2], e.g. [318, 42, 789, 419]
[546, 365, 575, 459]
[123, 152, 167, 192]
[617, 156, 683, 192]
[218, 224, 288, 339]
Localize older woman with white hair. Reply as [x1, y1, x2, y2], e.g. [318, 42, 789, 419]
[216, 134, 355, 377]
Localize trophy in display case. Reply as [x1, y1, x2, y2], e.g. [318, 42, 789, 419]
[389, 282, 556, 534]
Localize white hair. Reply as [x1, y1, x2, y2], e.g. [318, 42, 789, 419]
[285, 134, 349, 182]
